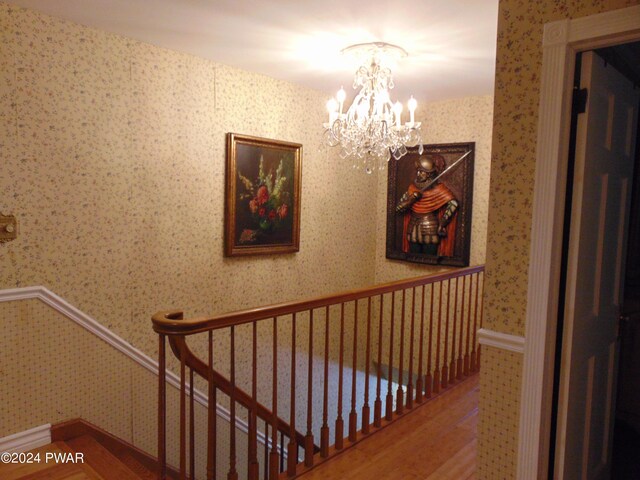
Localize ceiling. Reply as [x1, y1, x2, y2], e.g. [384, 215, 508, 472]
[6, 0, 499, 104]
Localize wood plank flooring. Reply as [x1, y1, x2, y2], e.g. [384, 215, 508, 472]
[0, 435, 149, 480]
[2, 375, 477, 480]
[298, 374, 478, 480]
[64, 435, 140, 480]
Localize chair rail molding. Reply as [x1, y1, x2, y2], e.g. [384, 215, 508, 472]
[477, 328, 524, 354]
[0, 286, 266, 446]
[520, 5, 640, 480]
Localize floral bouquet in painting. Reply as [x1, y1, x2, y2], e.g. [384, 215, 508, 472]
[237, 155, 292, 244]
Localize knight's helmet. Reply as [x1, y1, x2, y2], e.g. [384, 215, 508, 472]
[415, 154, 446, 175]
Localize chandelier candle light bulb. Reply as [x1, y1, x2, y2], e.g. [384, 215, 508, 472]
[393, 101, 403, 127]
[322, 42, 423, 173]
[337, 87, 346, 114]
[408, 96, 417, 125]
[327, 98, 339, 125]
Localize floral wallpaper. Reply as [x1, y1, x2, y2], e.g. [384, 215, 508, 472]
[0, 5, 381, 468]
[0, 2, 378, 360]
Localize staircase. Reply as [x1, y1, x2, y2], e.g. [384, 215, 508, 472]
[1, 267, 484, 480]
[153, 265, 485, 479]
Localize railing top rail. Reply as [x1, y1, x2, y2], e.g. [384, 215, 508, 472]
[152, 265, 484, 336]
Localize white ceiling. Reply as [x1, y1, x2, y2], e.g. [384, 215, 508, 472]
[6, 0, 499, 104]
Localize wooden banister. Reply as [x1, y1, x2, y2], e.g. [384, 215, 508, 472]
[154, 265, 484, 480]
[151, 265, 484, 335]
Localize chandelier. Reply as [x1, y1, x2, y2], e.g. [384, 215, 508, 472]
[323, 42, 423, 174]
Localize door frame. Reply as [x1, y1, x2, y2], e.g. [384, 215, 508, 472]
[517, 6, 640, 479]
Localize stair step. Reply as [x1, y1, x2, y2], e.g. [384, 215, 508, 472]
[64, 435, 141, 480]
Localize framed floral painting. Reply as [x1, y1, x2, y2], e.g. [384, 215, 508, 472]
[225, 133, 302, 256]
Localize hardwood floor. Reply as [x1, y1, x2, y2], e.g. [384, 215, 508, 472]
[298, 374, 478, 480]
[0, 442, 104, 480]
[1, 376, 477, 480]
[0, 434, 148, 479]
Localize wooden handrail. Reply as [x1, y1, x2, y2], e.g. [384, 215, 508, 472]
[152, 265, 484, 335]
[168, 334, 312, 450]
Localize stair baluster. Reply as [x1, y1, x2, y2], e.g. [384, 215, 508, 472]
[450, 277, 459, 385]
[471, 271, 482, 372]
[385, 292, 395, 422]
[464, 276, 473, 376]
[189, 368, 195, 480]
[269, 317, 279, 480]
[426, 284, 435, 399]
[396, 290, 405, 415]
[407, 287, 416, 410]
[348, 300, 358, 442]
[458, 276, 467, 380]
[207, 330, 216, 480]
[441, 279, 451, 390]
[361, 296, 372, 434]
[288, 313, 298, 475]
[433, 283, 442, 395]
[373, 294, 384, 428]
[416, 285, 426, 403]
[335, 303, 344, 450]
[179, 343, 186, 480]
[304, 311, 314, 468]
[477, 272, 484, 369]
[228, 326, 238, 480]
[320, 306, 330, 458]
[263, 421, 269, 480]
[248, 322, 259, 480]
[158, 334, 167, 480]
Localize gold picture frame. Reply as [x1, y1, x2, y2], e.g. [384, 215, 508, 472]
[225, 133, 302, 256]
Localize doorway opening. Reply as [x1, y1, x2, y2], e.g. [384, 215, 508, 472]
[517, 7, 640, 479]
[551, 40, 640, 480]
[609, 40, 640, 480]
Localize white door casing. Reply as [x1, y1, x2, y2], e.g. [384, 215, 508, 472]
[554, 51, 638, 480]
[518, 6, 640, 479]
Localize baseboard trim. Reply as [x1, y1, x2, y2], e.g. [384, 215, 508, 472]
[0, 287, 262, 445]
[477, 328, 525, 354]
[0, 424, 51, 453]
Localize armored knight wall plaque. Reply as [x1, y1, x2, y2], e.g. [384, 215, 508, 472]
[386, 142, 474, 267]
